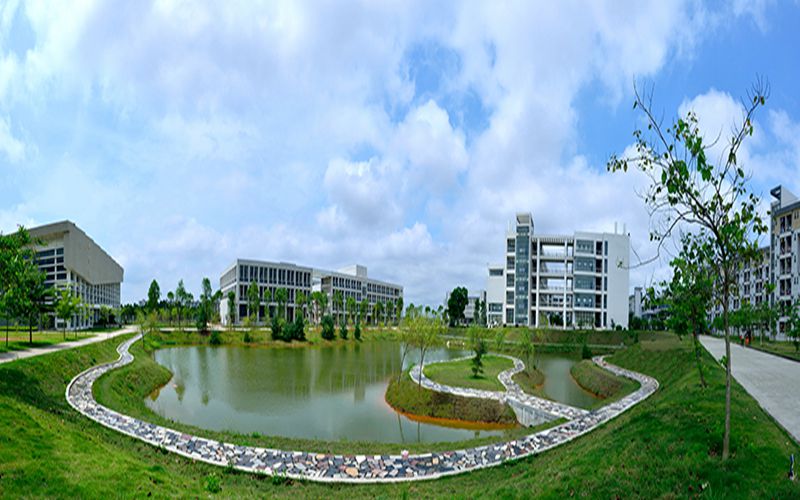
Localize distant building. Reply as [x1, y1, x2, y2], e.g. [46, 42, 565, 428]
[629, 286, 643, 319]
[219, 259, 402, 325]
[486, 212, 630, 329]
[28, 221, 123, 329]
[486, 264, 505, 327]
[464, 291, 486, 324]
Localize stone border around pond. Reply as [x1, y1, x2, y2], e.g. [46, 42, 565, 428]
[66, 334, 658, 484]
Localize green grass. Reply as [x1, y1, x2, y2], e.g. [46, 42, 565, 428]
[0, 332, 798, 497]
[384, 369, 520, 426]
[0, 330, 96, 354]
[569, 359, 639, 409]
[512, 368, 547, 398]
[750, 340, 800, 362]
[423, 355, 512, 392]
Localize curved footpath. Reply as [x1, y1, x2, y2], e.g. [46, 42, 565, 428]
[66, 335, 658, 484]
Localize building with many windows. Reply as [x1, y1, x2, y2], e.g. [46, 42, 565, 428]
[486, 212, 630, 329]
[28, 221, 123, 329]
[219, 260, 402, 325]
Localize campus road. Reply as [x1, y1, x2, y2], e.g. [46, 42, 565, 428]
[0, 325, 137, 365]
[700, 335, 800, 444]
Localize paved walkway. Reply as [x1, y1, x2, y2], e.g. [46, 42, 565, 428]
[0, 326, 137, 365]
[700, 335, 800, 444]
[66, 335, 658, 483]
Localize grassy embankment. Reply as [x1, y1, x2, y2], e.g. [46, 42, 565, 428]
[749, 340, 800, 362]
[0, 331, 799, 497]
[569, 359, 639, 408]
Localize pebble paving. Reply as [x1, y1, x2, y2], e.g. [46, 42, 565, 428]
[66, 335, 658, 483]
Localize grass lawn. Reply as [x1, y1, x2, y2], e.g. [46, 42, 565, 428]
[511, 367, 547, 398]
[0, 332, 798, 497]
[423, 355, 512, 392]
[750, 340, 800, 362]
[569, 359, 639, 409]
[0, 329, 96, 354]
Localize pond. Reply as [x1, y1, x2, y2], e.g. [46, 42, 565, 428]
[145, 341, 599, 444]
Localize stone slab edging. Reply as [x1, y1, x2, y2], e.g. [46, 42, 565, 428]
[66, 335, 658, 484]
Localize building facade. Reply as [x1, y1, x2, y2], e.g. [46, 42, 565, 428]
[219, 260, 401, 325]
[219, 259, 312, 325]
[28, 221, 123, 329]
[486, 212, 630, 330]
[486, 264, 505, 327]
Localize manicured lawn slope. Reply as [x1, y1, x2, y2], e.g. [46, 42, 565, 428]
[0, 333, 797, 498]
[0, 330, 95, 354]
[423, 355, 512, 392]
[570, 359, 639, 408]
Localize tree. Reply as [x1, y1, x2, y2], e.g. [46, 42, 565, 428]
[296, 291, 307, 321]
[468, 326, 487, 378]
[55, 286, 82, 340]
[165, 291, 175, 326]
[174, 280, 192, 329]
[17, 262, 51, 343]
[608, 80, 769, 460]
[0, 227, 37, 346]
[196, 277, 214, 333]
[788, 301, 800, 353]
[246, 280, 260, 323]
[447, 287, 469, 326]
[263, 288, 273, 320]
[409, 311, 444, 391]
[359, 298, 369, 326]
[147, 280, 161, 313]
[275, 288, 288, 320]
[480, 299, 487, 326]
[473, 298, 480, 325]
[226, 290, 236, 328]
[346, 296, 356, 326]
[757, 284, 778, 344]
[318, 292, 329, 325]
[665, 235, 713, 388]
[395, 296, 404, 325]
[375, 301, 384, 327]
[332, 290, 344, 325]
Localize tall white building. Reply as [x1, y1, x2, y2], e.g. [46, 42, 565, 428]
[486, 212, 630, 329]
[28, 221, 123, 329]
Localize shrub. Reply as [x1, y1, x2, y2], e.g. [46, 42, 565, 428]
[243, 331, 252, 343]
[581, 342, 593, 360]
[291, 315, 306, 341]
[321, 315, 335, 340]
[271, 316, 283, 341]
[339, 320, 348, 340]
[209, 331, 222, 346]
[354, 321, 362, 341]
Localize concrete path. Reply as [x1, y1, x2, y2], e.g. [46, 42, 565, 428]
[0, 326, 137, 365]
[66, 335, 658, 483]
[700, 335, 800, 444]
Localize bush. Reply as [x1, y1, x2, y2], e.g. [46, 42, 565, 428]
[271, 316, 284, 341]
[243, 331, 252, 343]
[354, 321, 362, 341]
[209, 331, 222, 346]
[291, 315, 306, 341]
[321, 315, 335, 340]
[581, 342, 593, 360]
[339, 320, 348, 340]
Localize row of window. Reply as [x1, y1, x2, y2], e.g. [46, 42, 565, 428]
[238, 264, 312, 288]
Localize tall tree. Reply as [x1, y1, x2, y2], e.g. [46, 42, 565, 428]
[226, 290, 236, 328]
[346, 296, 356, 326]
[447, 287, 469, 326]
[196, 277, 214, 333]
[275, 287, 288, 320]
[147, 279, 161, 313]
[608, 80, 769, 460]
[263, 288, 273, 320]
[375, 301, 384, 326]
[409, 311, 444, 391]
[246, 281, 260, 322]
[165, 291, 175, 326]
[359, 298, 369, 325]
[296, 291, 307, 321]
[0, 227, 35, 346]
[788, 300, 800, 353]
[175, 280, 191, 329]
[395, 296, 404, 325]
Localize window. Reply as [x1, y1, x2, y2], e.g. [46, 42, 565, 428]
[575, 257, 595, 272]
[507, 256, 515, 270]
[506, 273, 514, 287]
[489, 268, 503, 277]
[507, 239, 515, 252]
[576, 240, 593, 253]
[506, 291, 514, 304]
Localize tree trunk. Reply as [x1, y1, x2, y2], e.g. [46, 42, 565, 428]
[722, 285, 732, 461]
[29, 319, 32, 345]
[5, 320, 8, 347]
[692, 332, 707, 387]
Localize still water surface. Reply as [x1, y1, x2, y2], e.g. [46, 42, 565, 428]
[146, 341, 597, 443]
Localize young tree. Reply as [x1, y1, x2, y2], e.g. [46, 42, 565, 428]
[320, 314, 335, 340]
[275, 287, 288, 320]
[608, 80, 769, 460]
[395, 296, 404, 325]
[55, 286, 82, 340]
[410, 311, 444, 391]
[446, 287, 469, 326]
[480, 299, 487, 327]
[788, 301, 800, 353]
[296, 291, 307, 321]
[359, 298, 369, 326]
[226, 290, 236, 328]
[468, 326, 487, 378]
[263, 288, 273, 320]
[147, 279, 161, 313]
[165, 291, 175, 326]
[375, 301, 384, 327]
[246, 280, 260, 323]
[332, 290, 344, 325]
[515, 329, 537, 378]
[666, 235, 713, 388]
[174, 280, 191, 329]
[473, 298, 481, 325]
[196, 277, 214, 333]
[0, 227, 37, 346]
[346, 296, 356, 326]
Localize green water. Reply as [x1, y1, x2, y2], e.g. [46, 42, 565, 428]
[146, 342, 598, 443]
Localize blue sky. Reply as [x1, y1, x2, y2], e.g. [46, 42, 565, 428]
[1, 1, 799, 305]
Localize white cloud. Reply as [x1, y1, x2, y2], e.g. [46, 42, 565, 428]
[0, 116, 25, 162]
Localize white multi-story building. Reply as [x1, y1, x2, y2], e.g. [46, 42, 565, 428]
[219, 259, 312, 325]
[219, 260, 402, 325]
[313, 265, 403, 323]
[487, 212, 630, 330]
[28, 221, 123, 329]
[486, 264, 505, 327]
